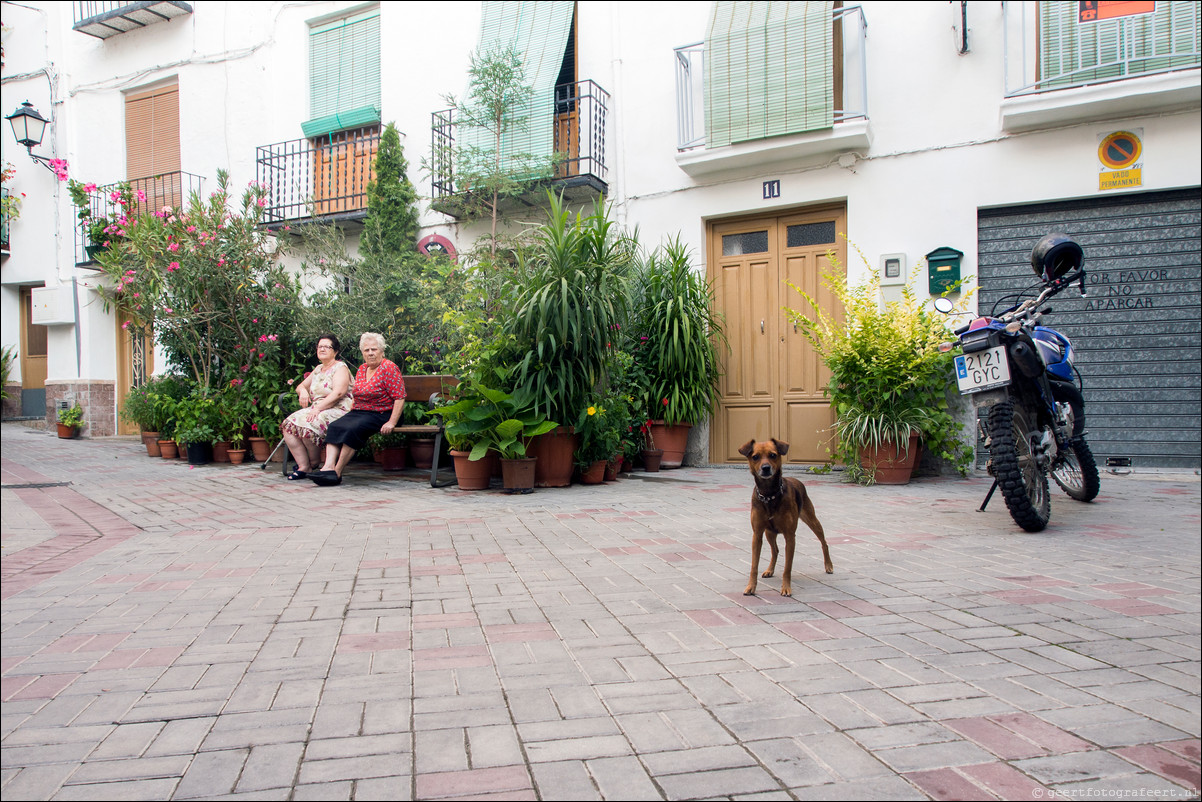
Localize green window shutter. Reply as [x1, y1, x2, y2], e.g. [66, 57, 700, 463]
[462, 1, 575, 162]
[305, 7, 381, 136]
[1039, 0, 1200, 90]
[705, 1, 833, 149]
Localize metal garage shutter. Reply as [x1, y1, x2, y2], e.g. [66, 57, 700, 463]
[977, 188, 1201, 470]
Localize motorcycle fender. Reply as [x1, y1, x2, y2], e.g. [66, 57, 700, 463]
[971, 388, 1009, 409]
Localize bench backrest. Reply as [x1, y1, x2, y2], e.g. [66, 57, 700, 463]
[404, 374, 459, 404]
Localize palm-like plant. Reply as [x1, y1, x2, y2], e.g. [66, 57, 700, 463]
[632, 238, 727, 426]
[508, 192, 636, 423]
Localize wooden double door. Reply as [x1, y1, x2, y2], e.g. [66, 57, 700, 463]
[709, 206, 846, 463]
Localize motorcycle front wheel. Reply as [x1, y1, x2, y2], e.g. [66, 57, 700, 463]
[1052, 438, 1101, 502]
[989, 399, 1051, 532]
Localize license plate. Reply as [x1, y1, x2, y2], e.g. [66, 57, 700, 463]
[955, 345, 1011, 394]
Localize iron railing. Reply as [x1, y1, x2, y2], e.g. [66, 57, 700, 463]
[430, 78, 609, 206]
[256, 127, 382, 227]
[673, 5, 868, 151]
[75, 171, 205, 265]
[1004, 0, 1200, 96]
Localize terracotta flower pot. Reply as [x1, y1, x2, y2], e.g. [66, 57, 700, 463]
[227, 449, 246, 465]
[451, 450, 494, 490]
[529, 426, 577, 488]
[501, 457, 536, 494]
[158, 439, 179, 459]
[56, 423, 78, 439]
[409, 438, 436, 470]
[579, 460, 607, 485]
[212, 441, 231, 463]
[142, 431, 161, 457]
[642, 448, 663, 472]
[380, 446, 408, 471]
[248, 437, 270, 462]
[604, 455, 622, 482]
[859, 433, 921, 485]
[648, 421, 691, 468]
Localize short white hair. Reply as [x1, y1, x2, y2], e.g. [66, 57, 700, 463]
[360, 332, 386, 351]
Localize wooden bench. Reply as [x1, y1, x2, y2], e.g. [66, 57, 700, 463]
[277, 374, 460, 487]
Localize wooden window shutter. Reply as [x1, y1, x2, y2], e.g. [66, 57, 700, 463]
[125, 84, 180, 180]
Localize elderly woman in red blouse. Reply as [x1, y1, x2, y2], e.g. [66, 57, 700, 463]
[309, 332, 405, 486]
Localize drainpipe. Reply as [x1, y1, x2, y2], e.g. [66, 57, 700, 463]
[958, 1, 970, 55]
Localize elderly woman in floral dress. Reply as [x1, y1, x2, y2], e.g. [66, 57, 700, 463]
[281, 333, 353, 480]
[310, 332, 406, 486]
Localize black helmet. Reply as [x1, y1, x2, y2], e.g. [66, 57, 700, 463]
[1030, 233, 1083, 282]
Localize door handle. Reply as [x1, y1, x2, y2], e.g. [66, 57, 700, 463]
[761, 320, 765, 334]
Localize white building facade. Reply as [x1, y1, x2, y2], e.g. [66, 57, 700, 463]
[2, 1, 1198, 467]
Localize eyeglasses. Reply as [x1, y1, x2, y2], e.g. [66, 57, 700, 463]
[316, 344, 333, 350]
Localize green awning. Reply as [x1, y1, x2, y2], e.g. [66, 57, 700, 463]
[705, 1, 834, 148]
[301, 105, 381, 139]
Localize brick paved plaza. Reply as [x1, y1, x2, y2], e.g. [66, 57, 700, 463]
[2, 423, 1198, 800]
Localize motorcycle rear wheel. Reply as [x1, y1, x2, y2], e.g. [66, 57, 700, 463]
[989, 399, 1051, 532]
[1052, 438, 1100, 502]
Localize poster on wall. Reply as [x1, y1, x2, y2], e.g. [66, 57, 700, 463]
[1098, 129, 1144, 191]
[1079, 1, 1157, 23]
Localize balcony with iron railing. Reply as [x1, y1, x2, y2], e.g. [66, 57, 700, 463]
[256, 127, 382, 230]
[429, 78, 609, 219]
[1001, 0, 1201, 131]
[75, 171, 205, 266]
[73, 1, 193, 39]
[672, 4, 869, 177]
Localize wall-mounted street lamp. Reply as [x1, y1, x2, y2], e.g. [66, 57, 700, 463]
[6, 101, 62, 176]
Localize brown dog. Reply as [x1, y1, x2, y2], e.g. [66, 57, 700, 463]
[738, 438, 833, 596]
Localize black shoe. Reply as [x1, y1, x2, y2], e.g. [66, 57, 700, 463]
[310, 471, 341, 486]
[287, 470, 308, 480]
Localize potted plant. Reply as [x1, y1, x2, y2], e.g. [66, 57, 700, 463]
[175, 423, 216, 464]
[629, 238, 727, 468]
[786, 243, 974, 484]
[370, 431, 409, 472]
[453, 384, 558, 494]
[120, 380, 160, 455]
[433, 386, 495, 490]
[507, 193, 636, 486]
[226, 426, 247, 465]
[56, 403, 85, 438]
[574, 396, 622, 485]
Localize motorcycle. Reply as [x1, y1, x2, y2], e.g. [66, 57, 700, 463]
[936, 233, 1100, 531]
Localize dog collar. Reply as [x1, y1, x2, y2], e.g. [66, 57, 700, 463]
[756, 476, 784, 505]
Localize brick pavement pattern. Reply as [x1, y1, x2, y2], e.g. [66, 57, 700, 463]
[1, 423, 1198, 800]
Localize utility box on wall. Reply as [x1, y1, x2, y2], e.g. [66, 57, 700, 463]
[30, 286, 75, 325]
[926, 247, 963, 295]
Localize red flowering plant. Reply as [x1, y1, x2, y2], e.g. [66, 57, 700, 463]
[89, 170, 302, 394]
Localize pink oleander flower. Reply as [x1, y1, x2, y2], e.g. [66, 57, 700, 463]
[167, 261, 180, 272]
[84, 183, 97, 193]
[109, 191, 122, 203]
[136, 190, 146, 202]
[168, 242, 179, 252]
